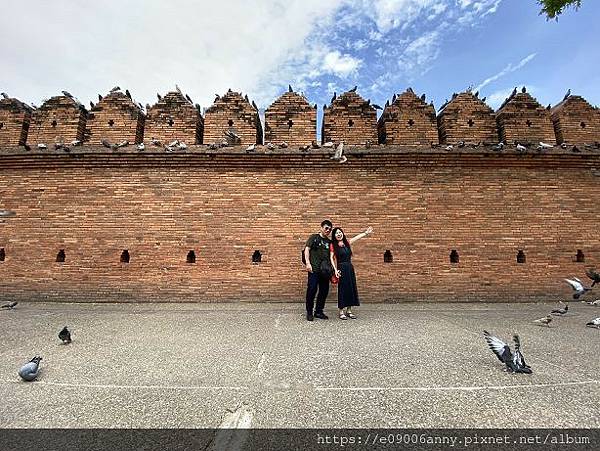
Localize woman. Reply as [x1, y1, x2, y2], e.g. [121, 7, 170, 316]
[329, 226, 373, 320]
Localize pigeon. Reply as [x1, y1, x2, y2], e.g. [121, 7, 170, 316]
[278, 142, 288, 149]
[521, 86, 527, 93]
[54, 142, 64, 150]
[481, 97, 487, 102]
[372, 104, 383, 110]
[551, 302, 568, 316]
[1, 92, 9, 99]
[288, 84, 293, 93]
[58, 326, 72, 344]
[89, 101, 95, 110]
[23, 144, 31, 151]
[251, 100, 258, 110]
[533, 315, 552, 327]
[18, 357, 42, 381]
[511, 87, 517, 97]
[349, 86, 358, 92]
[311, 140, 320, 149]
[62, 91, 73, 98]
[37, 143, 48, 149]
[98, 94, 103, 102]
[331, 142, 347, 163]
[565, 278, 592, 299]
[420, 94, 426, 101]
[185, 94, 193, 103]
[585, 268, 600, 288]
[101, 139, 112, 149]
[168, 140, 179, 148]
[137, 143, 145, 151]
[583, 299, 600, 306]
[1, 301, 18, 309]
[246, 144, 256, 152]
[266, 142, 275, 150]
[125, 89, 131, 99]
[331, 92, 337, 103]
[586, 317, 600, 328]
[71, 140, 82, 147]
[322, 141, 334, 148]
[299, 144, 310, 152]
[483, 331, 532, 374]
[516, 143, 527, 152]
[110, 86, 120, 93]
[444, 145, 453, 151]
[457, 141, 465, 148]
[116, 140, 129, 148]
[563, 89, 571, 101]
[150, 139, 162, 147]
[539, 142, 553, 149]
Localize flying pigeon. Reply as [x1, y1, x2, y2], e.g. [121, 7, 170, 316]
[101, 139, 112, 149]
[565, 278, 591, 299]
[516, 144, 527, 152]
[483, 331, 532, 374]
[18, 357, 42, 381]
[551, 302, 569, 316]
[585, 268, 600, 288]
[322, 141, 334, 148]
[586, 317, 600, 328]
[533, 315, 552, 327]
[1, 301, 18, 309]
[331, 142, 347, 163]
[58, 326, 72, 344]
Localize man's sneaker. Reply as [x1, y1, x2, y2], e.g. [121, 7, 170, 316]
[314, 312, 329, 320]
[306, 313, 314, 321]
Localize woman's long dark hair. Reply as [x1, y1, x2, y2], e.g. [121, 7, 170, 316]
[331, 227, 352, 259]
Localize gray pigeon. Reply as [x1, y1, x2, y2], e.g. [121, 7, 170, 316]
[565, 278, 591, 299]
[18, 357, 42, 381]
[586, 317, 600, 328]
[1, 301, 18, 309]
[101, 139, 112, 149]
[550, 302, 568, 316]
[483, 331, 532, 374]
[331, 142, 347, 163]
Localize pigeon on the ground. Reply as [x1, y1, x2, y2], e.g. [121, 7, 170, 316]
[58, 326, 72, 344]
[565, 278, 592, 299]
[586, 317, 600, 328]
[18, 357, 42, 381]
[533, 315, 552, 327]
[585, 268, 600, 287]
[483, 331, 532, 374]
[551, 302, 569, 316]
[331, 142, 347, 163]
[1, 301, 18, 309]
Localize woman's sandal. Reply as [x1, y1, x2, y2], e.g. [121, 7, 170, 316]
[339, 313, 348, 320]
[347, 313, 357, 319]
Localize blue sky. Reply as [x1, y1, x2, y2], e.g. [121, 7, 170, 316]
[1, 0, 598, 125]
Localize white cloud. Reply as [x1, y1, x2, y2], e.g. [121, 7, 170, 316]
[486, 85, 537, 109]
[398, 31, 441, 74]
[475, 53, 537, 93]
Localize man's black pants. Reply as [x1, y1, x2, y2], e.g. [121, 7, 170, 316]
[306, 271, 329, 314]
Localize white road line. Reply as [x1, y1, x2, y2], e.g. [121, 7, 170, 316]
[3, 380, 249, 391]
[316, 379, 600, 392]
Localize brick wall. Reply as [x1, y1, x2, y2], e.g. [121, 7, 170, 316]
[85, 90, 145, 145]
[0, 98, 32, 147]
[437, 92, 497, 144]
[265, 91, 317, 146]
[496, 90, 556, 145]
[1, 146, 599, 303]
[551, 95, 600, 144]
[322, 91, 377, 145]
[378, 90, 439, 145]
[27, 95, 87, 146]
[144, 91, 203, 145]
[203, 90, 262, 146]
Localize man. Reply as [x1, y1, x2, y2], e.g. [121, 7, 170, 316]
[304, 220, 333, 321]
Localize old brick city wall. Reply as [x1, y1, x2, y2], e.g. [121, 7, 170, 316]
[1, 87, 599, 303]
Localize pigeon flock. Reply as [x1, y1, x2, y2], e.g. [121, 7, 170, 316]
[483, 269, 599, 374]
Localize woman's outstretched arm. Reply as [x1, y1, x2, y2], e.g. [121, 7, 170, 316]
[349, 226, 373, 245]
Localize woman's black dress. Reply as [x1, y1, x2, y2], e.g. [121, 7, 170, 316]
[335, 244, 360, 308]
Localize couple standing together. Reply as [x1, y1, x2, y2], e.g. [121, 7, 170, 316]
[303, 219, 373, 321]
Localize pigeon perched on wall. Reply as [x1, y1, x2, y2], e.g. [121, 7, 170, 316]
[37, 143, 48, 149]
[322, 141, 334, 148]
[565, 278, 592, 299]
[137, 143, 145, 151]
[551, 302, 569, 316]
[586, 317, 600, 328]
[278, 142, 288, 149]
[349, 86, 358, 92]
[101, 139, 112, 149]
[1, 301, 18, 309]
[492, 142, 504, 151]
[585, 268, 600, 287]
[331, 142, 347, 163]
[58, 326, 72, 344]
[110, 86, 121, 93]
[516, 143, 527, 152]
[18, 357, 42, 381]
[483, 331, 532, 374]
[533, 315, 552, 327]
[0, 210, 16, 218]
[246, 144, 256, 152]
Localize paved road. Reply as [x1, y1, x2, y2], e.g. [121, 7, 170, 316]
[1, 301, 599, 429]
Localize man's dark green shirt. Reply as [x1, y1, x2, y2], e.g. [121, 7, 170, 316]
[305, 233, 331, 270]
